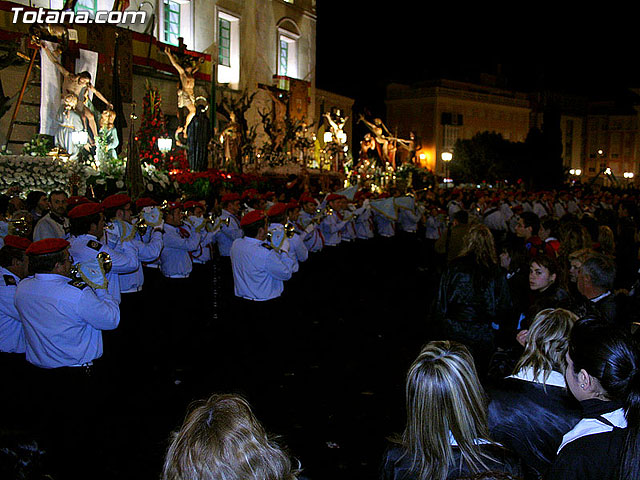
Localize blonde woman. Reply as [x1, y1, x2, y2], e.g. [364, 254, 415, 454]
[381, 341, 522, 480]
[162, 394, 298, 480]
[433, 223, 513, 377]
[487, 309, 581, 479]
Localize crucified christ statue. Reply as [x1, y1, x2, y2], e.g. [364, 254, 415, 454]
[164, 46, 204, 137]
[42, 45, 112, 143]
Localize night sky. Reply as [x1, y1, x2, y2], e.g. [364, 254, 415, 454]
[315, 3, 640, 119]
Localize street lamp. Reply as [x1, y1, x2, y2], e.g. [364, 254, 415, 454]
[441, 151, 452, 185]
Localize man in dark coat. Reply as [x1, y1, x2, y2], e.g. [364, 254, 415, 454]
[576, 252, 619, 325]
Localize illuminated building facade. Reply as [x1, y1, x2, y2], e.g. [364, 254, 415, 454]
[0, 0, 320, 153]
[386, 78, 640, 184]
[385, 79, 531, 175]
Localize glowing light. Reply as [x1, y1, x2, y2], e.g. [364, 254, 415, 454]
[604, 167, 612, 175]
[157, 137, 173, 153]
[323, 132, 333, 143]
[441, 152, 453, 162]
[624, 172, 635, 179]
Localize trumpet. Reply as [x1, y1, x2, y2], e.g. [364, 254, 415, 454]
[284, 222, 296, 238]
[312, 207, 330, 224]
[133, 214, 148, 236]
[69, 251, 112, 288]
[205, 214, 230, 233]
[97, 251, 113, 273]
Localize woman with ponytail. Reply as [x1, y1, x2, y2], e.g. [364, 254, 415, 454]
[548, 317, 640, 479]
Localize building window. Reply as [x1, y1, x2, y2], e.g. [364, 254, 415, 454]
[279, 39, 288, 75]
[75, 0, 96, 16]
[164, 0, 181, 46]
[218, 17, 231, 67]
[217, 10, 240, 88]
[277, 33, 298, 78]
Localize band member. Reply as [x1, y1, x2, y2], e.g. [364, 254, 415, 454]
[68, 202, 138, 305]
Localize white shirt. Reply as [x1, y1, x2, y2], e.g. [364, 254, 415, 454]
[230, 236, 294, 301]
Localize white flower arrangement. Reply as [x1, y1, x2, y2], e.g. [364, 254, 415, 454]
[0, 152, 177, 198]
[0, 155, 72, 192]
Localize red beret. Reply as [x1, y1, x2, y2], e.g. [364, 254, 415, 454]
[266, 202, 287, 217]
[101, 193, 131, 209]
[287, 200, 299, 209]
[68, 202, 103, 219]
[326, 193, 345, 202]
[183, 200, 204, 210]
[164, 201, 182, 211]
[240, 209, 266, 226]
[221, 193, 240, 203]
[299, 194, 316, 204]
[135, 197, 157, 209]
[3, 235, 31, 251]
[67, 196, 90, 206]
[26, 238, 69, 255]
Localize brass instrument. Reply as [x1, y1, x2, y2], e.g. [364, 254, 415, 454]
[69, 251, 112, 288]
[206, 215, 230, 233]
[8, 211, 32, 237]
[133, 214, 148, 236]
[312, 207, 331, 224]
[97, 251, 112, 273]
[284, 222, 296, 238]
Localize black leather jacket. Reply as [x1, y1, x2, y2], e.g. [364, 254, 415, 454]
[435, 255, 513, 328]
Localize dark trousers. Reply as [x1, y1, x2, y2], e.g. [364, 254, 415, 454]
[221, 295, 287, 397]
[23, 362, 105, 480]
[155, 275, 199, 373]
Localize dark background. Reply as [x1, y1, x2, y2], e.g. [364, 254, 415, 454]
[315, 3, 640, 118]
